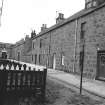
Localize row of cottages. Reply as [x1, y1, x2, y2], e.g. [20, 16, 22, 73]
[31, 0, 105, 80]
[11, 35, 33, 63]
[0, 31, 35, 62]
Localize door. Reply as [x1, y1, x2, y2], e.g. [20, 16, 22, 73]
[97, 50, 105, 80]
[35, 54, 37, 64]
[53, 54, 56, 69]
[17, 52, 20, 61]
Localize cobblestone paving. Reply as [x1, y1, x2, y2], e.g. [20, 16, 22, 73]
[2, 78, 105, 105]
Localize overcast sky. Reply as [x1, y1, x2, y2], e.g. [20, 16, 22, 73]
[0, 0, 85, 44]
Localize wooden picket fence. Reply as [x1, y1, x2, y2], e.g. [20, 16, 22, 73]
[0, 59, 47, 103]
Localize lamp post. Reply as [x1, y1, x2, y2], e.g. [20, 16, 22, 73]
[80, 39, 85, 95]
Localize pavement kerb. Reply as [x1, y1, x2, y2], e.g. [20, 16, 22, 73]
[48, 75, 105, 99]
[47, 69, 105, 99]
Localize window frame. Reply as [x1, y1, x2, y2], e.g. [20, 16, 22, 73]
[39, 54, 41, 64]
[32, 54, 33, 61]
[40, 39, 43, 48]
[35, 54, 37, 64]
[32, 42, 34, 49]
[61, 53, 65, 66]
[80, 22, 86, 40]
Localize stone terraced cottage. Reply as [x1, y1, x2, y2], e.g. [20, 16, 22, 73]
[1, 0, 105, 80]
[31, 0, 105, 80]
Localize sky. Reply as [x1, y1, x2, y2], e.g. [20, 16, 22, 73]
[0, 0, 85, 44]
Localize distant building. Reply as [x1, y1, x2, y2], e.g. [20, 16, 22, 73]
[0, 42, 13, 59]
[11, 35, 32, 63]
[0, 34, 32, 63]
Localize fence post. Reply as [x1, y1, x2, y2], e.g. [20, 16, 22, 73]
[0, 70, 7, 105]
[0, 71, 3, 105]
[43, 68, 47, 99]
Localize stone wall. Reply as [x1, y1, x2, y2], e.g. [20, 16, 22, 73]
[11, 36, 32, 63]
[50, 22, 76, 71]
[12, 42, 25, 61]
[31, 33, 50, 66]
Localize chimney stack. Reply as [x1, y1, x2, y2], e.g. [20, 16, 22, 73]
[56, 13, 65, 24]
[31, 30, 36, 38]
[41, 24, 47, 32]
[25, 35, 29, 40]
[85, 0, 105, 9]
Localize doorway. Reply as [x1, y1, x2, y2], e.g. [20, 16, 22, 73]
[53, 54, 56, 69]
[96, 50, 105, 80]
[17, 52, 20, 61]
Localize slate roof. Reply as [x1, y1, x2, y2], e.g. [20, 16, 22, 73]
[32, 2, 105, 39]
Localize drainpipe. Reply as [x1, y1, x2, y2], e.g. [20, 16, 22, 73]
[47, 32, 51, 68]
[73, 19, 78, 72]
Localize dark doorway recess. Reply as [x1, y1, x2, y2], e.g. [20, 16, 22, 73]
[96, 50, 105, 81]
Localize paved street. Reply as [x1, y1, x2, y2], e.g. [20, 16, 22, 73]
[48, 68, 105, 98]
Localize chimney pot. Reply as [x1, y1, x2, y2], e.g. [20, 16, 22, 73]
[41, 24, 47, 32]
[56, 13, 64, 24]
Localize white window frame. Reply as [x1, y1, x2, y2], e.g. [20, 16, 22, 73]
[62, 55, 65, 65]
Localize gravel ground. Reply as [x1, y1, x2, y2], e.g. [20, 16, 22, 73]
[2, 78, 105, 105]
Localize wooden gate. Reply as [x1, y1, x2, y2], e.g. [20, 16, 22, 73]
[96, 50, 105, 80]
